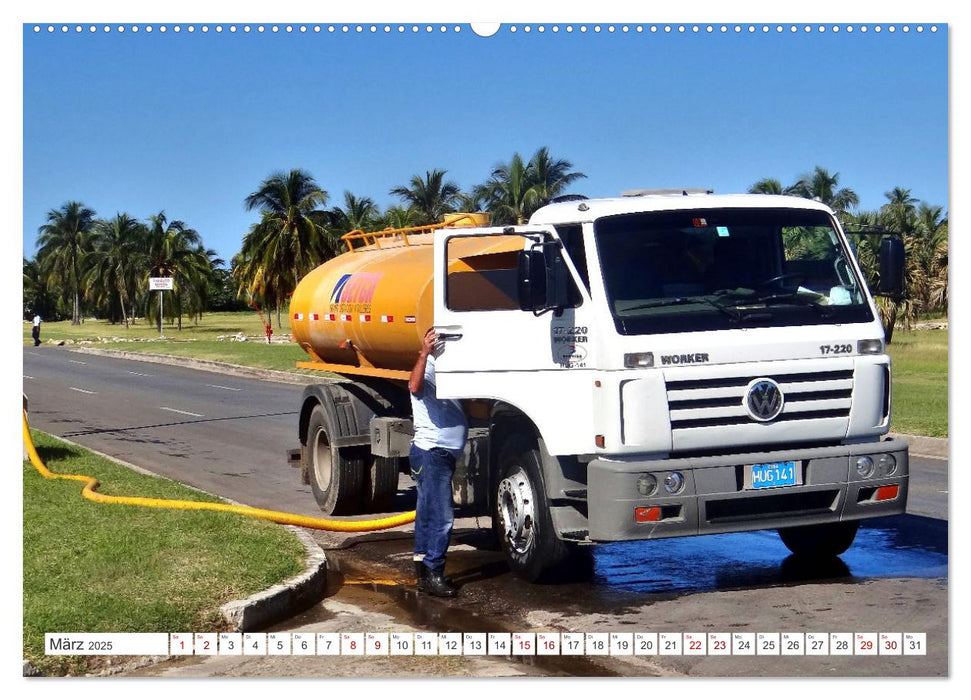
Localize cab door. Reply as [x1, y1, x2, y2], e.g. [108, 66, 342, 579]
[431, 225, 594, 399]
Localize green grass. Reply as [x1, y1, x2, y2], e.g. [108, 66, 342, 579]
[887, 328, 948, 437]
[24, 310, 293, 344]
[23, 431, 306, 676]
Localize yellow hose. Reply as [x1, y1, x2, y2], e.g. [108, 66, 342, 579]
[22, 409, 416, 532]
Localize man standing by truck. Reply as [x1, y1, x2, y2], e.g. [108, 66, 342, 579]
[408, 328, 468, 597]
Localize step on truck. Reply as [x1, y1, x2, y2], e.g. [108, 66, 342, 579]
[286, 192, 909, 581]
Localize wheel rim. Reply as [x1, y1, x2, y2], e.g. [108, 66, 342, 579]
[497, 466, 536, 555]
[312, 427, 333, 490]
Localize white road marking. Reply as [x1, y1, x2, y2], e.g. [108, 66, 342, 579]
[206, 384, 241, 392]
[69, 387, 96, 394]
[68, 360, 87, 365]
[128, 371, 153, 377]
[23, 375, 33, 380]
[159, 407, 204, 418]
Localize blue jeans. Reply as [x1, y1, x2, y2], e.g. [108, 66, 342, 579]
[410, 445, 456, 571]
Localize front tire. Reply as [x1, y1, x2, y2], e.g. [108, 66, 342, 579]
[778, 521, 860, 558]
[493, 433, 570, 582]
[306, 405, 364, 515]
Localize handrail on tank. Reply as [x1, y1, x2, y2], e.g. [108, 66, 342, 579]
[340, 213, 483, 253]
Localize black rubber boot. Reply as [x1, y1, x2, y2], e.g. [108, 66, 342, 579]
[414, 560, 427, 592]
[425, 566, 457, 598]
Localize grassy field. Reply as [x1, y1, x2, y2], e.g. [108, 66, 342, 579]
[23, 430, 306, 676]
[886, 328, 948, 437]
[25, 311, 948, 437]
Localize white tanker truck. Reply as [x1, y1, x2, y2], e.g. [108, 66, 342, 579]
[286, 191, 909, 581]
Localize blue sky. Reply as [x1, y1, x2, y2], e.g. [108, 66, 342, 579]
[21, 19, 947, 264]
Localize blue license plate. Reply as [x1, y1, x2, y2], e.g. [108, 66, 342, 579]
[749, 461, 799, 489]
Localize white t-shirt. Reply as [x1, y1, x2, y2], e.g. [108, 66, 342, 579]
[410, 354, 468, 456]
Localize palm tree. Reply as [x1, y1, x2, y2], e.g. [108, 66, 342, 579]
[526, 147, 586, 205]
[789, 166, 859, 219]
[478, 148, 586, 225]
[23, 257, 58, 321]
[142, 212, 212, 332]
[917, 204, 948, 315]
[389, 169, 460, 225]
[379, 205, 422, 231]
[748, 178, 787, 195]
[239, 170, 332, 327]
[84, 213, 144, 328]
[477, 152, 537, 225]
[330, 191, 380, 234]
[36, 201, 97, 324]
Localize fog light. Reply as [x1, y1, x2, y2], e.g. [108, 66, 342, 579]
[637, 474, 658, 496]
[856, 456, 875, 479]
[878, 453, 897, 476]
[663, 472, 685, 494]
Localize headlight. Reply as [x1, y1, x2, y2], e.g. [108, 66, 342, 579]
[878, 453, 897, 476]
[856, 456, 875, 479]
[663, 472, 685, 494]
[637, 474, 658, 496]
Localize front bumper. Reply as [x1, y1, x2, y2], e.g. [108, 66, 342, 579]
[586, 438, 908, 542]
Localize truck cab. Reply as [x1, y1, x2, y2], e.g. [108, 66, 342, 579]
[430, 192, 908, 579]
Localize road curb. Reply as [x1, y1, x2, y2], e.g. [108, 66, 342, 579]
[889, 432, 948, 459]
[220, 526, 329, 632]
[69, 346, 329, 386]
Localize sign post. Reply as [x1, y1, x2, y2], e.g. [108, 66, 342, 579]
[149, 277, 174, 337]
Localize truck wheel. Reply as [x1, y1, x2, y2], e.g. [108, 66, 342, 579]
[306, 406, 364, 515]
[364, 456, 400, 513]
[778, 521, 860, 558]
[493, 433, 570, 582]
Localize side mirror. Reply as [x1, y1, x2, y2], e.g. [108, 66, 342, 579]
[517, 243, 571, 313]
[517, 249, 548, 311]
[877, 237, 905, 298]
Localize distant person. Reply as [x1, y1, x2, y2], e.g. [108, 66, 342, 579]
[31, 313, 42, 347]
[408, 328, 468, 597]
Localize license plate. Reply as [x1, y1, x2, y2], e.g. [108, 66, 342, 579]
[748, 461, 799, 489]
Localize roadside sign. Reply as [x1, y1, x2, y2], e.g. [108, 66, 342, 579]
[150, 277, 174, 291]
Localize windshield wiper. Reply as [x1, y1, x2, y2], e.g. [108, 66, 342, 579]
[745, 291, 837, 317]
[622, 296, 743, 322]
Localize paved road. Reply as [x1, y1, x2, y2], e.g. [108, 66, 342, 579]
[22, 346, 949, 677]
[23, 346, 322, 516]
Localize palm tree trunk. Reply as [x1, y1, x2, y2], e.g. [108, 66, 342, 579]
[119, 290, 129, 330]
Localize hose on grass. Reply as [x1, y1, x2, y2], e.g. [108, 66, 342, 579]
[22, 409, 416, 533]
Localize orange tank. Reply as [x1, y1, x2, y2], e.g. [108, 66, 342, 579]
[290, 214, 522, 378]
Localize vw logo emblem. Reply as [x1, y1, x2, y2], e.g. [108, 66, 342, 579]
[744, 378, 784, 422]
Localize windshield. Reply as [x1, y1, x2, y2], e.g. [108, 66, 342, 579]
[594, 208, 873, 335]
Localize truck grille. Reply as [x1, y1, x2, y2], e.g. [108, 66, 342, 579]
[666, 369, 854, 430]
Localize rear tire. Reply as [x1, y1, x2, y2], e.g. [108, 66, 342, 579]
[778, 521, 860, 558]
[493, 433, 570, 582]
[306, 405, 364, 515]
[364, 456, 400, 512]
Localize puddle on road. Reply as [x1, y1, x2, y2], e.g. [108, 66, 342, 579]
[273, 555, 625, 677]
[592, 515, 947, 594]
